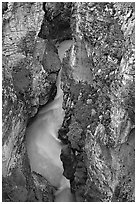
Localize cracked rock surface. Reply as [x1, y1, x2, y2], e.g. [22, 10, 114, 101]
[2, 2, 134, 202]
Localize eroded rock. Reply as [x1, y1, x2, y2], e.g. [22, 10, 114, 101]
[2, 2, 135, 202]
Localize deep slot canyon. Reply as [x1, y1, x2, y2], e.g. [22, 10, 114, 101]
[26, 40, 74, 202]
[2, 2, 135, 202]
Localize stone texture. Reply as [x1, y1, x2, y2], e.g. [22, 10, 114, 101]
[2, 2, 134, 202]
[59, 2, 134, 202]
[2, 2, 62, 201]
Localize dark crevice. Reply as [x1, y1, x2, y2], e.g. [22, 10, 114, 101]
[38, 2, 72, 41]
[2, 2, 8, 14]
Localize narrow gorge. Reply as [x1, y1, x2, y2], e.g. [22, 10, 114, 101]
[26, 40, 74, 202]
[2, 2, 135, 202]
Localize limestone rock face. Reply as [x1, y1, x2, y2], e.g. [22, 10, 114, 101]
[2, 2, 60, 201]
[60, 2, 134, 202]
[2, 2, 134, 202]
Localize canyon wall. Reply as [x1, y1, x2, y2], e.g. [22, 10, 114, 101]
[2, 2, 135, 202]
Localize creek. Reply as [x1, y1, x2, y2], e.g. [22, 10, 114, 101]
[26, 40, 73, 202]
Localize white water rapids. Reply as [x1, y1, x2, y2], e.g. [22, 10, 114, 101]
[26, 40, 73, 202]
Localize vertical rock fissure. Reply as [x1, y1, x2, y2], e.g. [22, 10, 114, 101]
[26, 40, 74, 202]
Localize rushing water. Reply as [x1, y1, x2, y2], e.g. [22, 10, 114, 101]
[26, 40, 74, 201]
